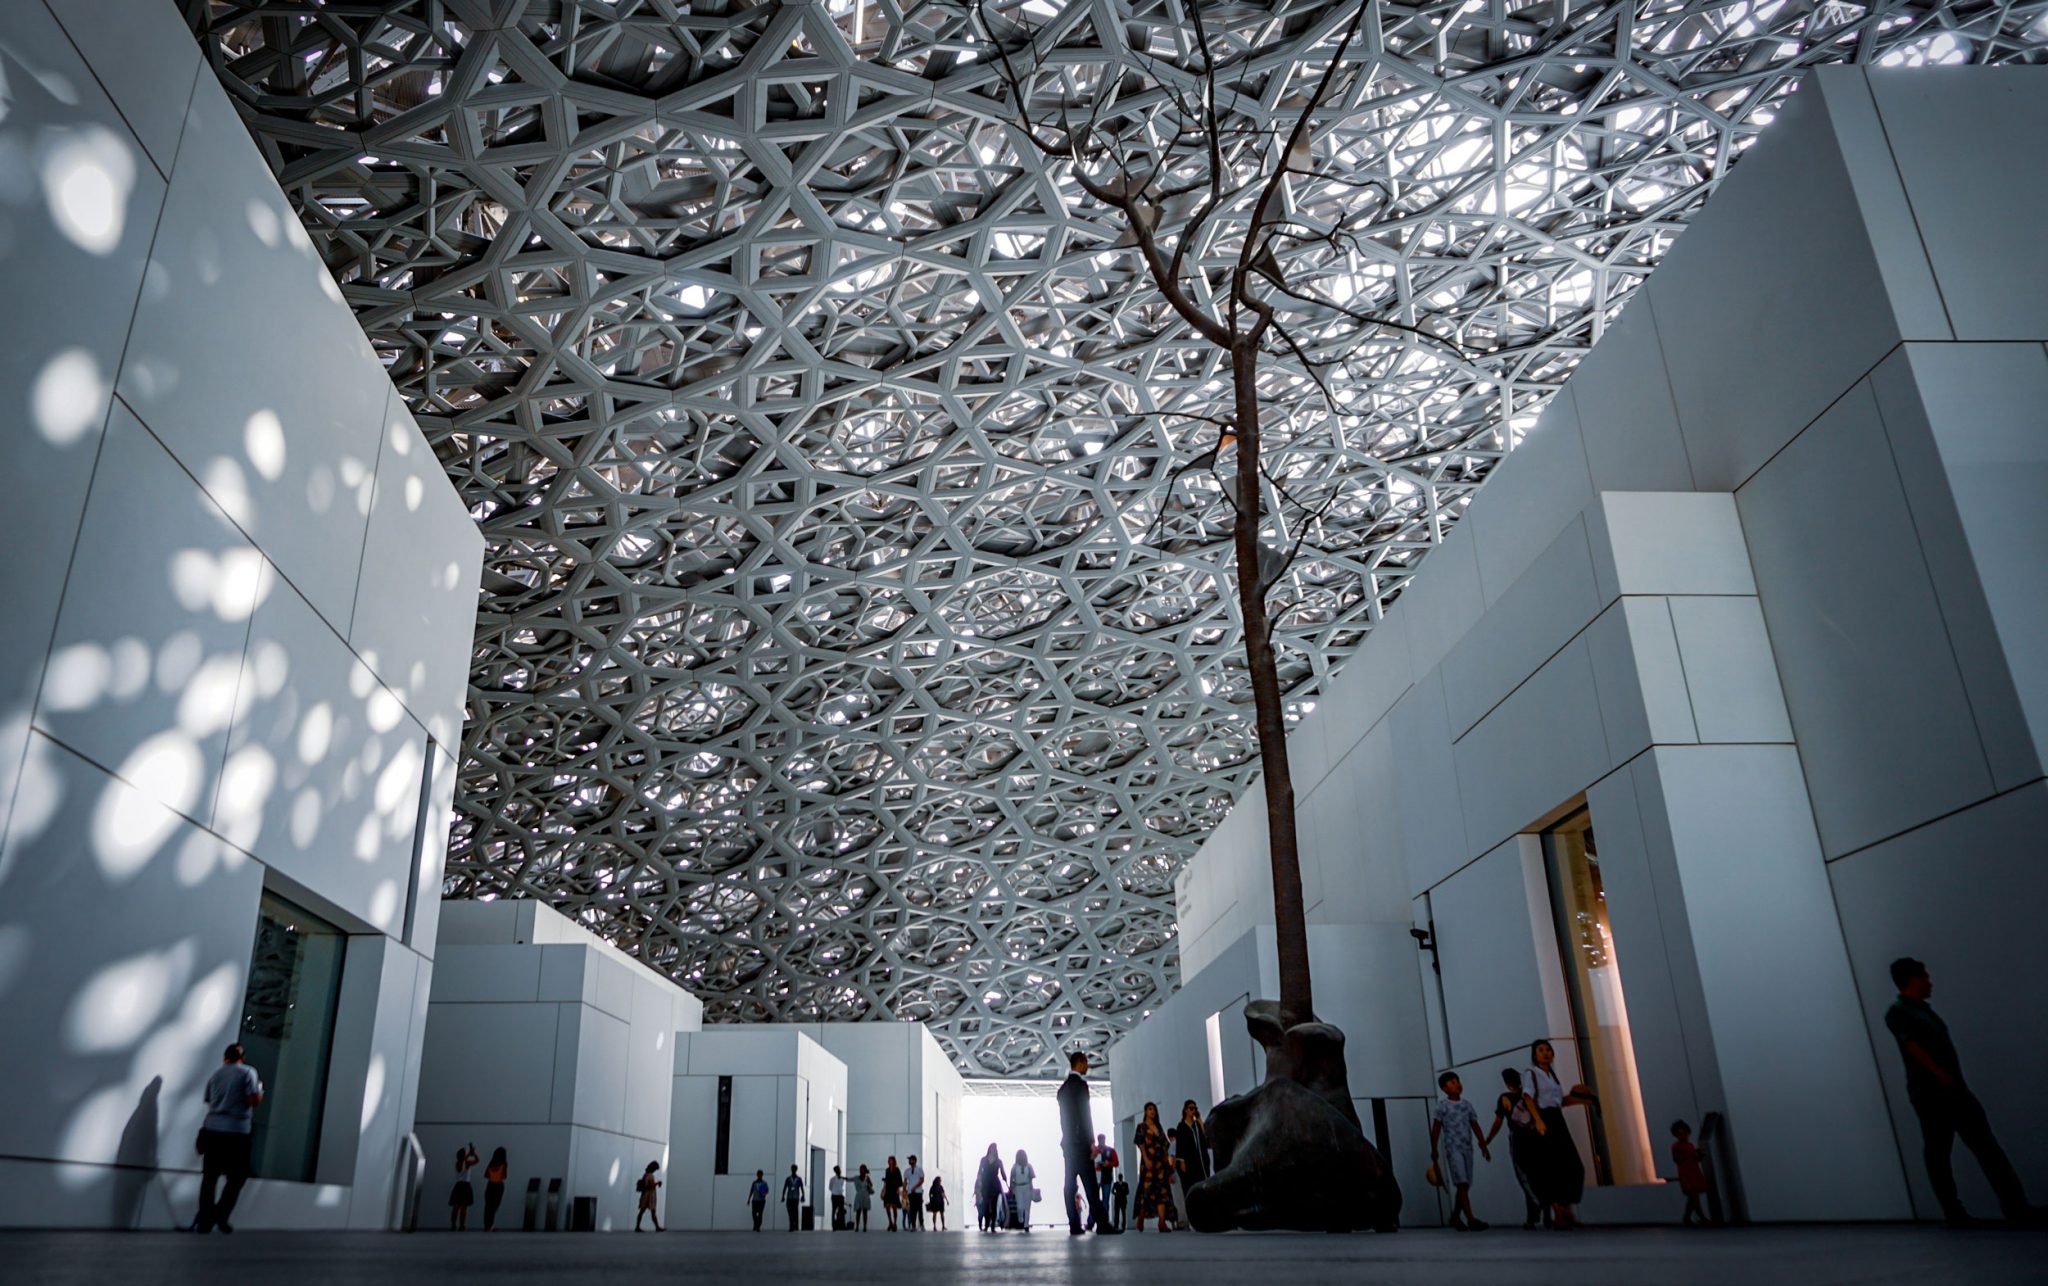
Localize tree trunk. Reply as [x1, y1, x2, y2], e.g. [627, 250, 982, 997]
[1228, 339, 1312, 1029]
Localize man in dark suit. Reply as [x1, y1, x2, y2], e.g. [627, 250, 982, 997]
[1058, 1051, 1119, 1235]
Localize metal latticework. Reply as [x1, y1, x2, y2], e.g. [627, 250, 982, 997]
[190, 0, 2047, 1076]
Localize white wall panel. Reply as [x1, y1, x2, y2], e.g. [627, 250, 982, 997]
[41, 0, 201, 176]
[1312, 607, 1415, 774]
[115, 78, 385, 633]
[1390, 671, 1469, 895]
[1582, 768, 1702, 1159]
[426, 943, 542, 1004]
[1569, 296, 1695, 493]
[0, 7, 168, 847]
[415, 1002, 560, 1126]
[1587, 492, 1755, 603]
[562, 1005, 630, 1134]
[1452, 639, 1612, 857]
[1648, 744, 1909, 1221]
[38, 406, 262, 824]
[1465, 394, 1593, 604]
[1393, 529, 1485, 675]
[1585, 598, 1696, 762]
[407, 745, 458, 960]
[624, 979, 681, 1144]
[217, 578, 424, 933]
[1427, 840, 1555, 1065]
[1876, 343, 2048, 785]
[348, 397, 484, 748]
[1668, 597, 1794, 745]
[1827, 783, 2048, 1219]
[1646, 78, 1932, 489]
[1442, 515, 1601, 738]
[1737, 380, 1992, 858]
[1872, 70, 2048, 338]
[0, 735, 260, 1173]
[1304, 720, 1406, 926]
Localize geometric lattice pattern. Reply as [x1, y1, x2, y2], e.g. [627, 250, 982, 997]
[190, 0, 2048, 1075]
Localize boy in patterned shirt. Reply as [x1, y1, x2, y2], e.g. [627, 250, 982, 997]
[1431, 1070, 1491, 1230]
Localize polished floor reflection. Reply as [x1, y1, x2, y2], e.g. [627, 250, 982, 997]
[8, 1225, 2045, 1286]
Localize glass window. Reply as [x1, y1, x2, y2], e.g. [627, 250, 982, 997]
[1541, 809, 1658, 1186]
[239, 892, 348, 1183]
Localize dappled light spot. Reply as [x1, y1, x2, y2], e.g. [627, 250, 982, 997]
[127, 960, 241, 1105]
[358, 1053, 388, 1133]
[97, 734, 201, 874]
[353, 811, 380, 861]
[174, 826, 229, 887]
[375, 740, 423, 818]
[245, 196, 280, 247]
[169, 546, 266, 621]
[608, 1157, 622, 1186]
[306, 462, 335, 513]
[244, 409, 286, 481]
[248, 638, 289, 700]
[2, 729, 63, 863]
[297, 700, 334, 765]
[42, 642, 111, 712]
[192, 225, 221, 285]
[342, 456, 373, 516]
[368, 878, 400, 929]
[59, 1087, 141, 1186]
[348, 656, 379, 699]
[31, 347, 107, 446]
[154, 630, 202, 693]
[289, 785, 322, 848]
[367, 686, 405, 734]
[198, 458, 252, 526]
[66, 939, 194, 1054]
[214, 745, 276, 848]
[175, 654, 243, 738]
[43, 125, 133, 255]
[404, 474, 424, 511]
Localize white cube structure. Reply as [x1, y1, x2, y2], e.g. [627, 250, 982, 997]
[414, 902, 703, 1231]
[709, 1022, 965, 1200]
[669, 1029, 848, 1230]
[1113, 64, 2048, 1230]
[0, 0, 480, 1230]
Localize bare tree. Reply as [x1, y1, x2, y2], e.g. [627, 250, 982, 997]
[967, 0, 1455, 1035]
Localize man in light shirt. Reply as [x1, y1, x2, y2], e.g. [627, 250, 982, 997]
[904, 1154, 925, 1229]
[829, 1164, 847, 1229]
[193, 1043, 264, 1233]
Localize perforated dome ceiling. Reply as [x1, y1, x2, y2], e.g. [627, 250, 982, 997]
[192, 0, 2046, 1076]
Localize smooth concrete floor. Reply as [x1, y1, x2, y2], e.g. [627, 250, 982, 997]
[5, 1225, 2045, 1285]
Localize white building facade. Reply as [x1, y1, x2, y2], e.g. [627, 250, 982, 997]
[414, 901, 704, 1231]
[1111, 65, 2048, 1229]
[0, 0, 481, 1229]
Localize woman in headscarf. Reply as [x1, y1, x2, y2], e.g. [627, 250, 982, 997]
[1172, 1098, 1210, 1225]
[974, 1143, 1006, 1232]
[1008, 1148, 1036, 1231]
[1132, 1102, 1176, 1232]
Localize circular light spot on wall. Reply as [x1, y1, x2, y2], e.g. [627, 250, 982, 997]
[244, 409, 286, 481]
[43, 127, 134, 255]
[31, 347, 106, 446]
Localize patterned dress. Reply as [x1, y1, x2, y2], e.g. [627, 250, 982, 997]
[1133, 1121, 1175, 1222]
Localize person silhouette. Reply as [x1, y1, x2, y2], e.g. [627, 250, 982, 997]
[1885, 957, 2040, 1226]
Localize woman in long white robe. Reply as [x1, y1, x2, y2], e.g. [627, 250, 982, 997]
[1008, 1149, 1036, 1231]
